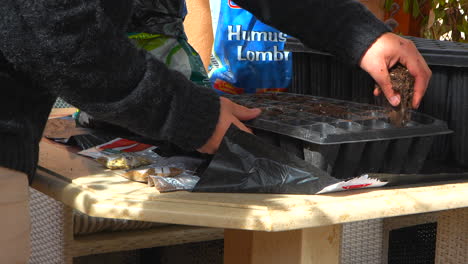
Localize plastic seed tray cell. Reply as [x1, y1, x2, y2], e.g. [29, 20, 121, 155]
[227, 93, 450, 145]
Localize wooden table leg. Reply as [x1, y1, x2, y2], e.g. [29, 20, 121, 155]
[224, 225, 342, 264]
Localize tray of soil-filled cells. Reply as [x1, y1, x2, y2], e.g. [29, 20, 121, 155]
[225, 93, 452, 178]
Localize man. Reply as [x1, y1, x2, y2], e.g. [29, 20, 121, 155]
[0, 0, 430, 262]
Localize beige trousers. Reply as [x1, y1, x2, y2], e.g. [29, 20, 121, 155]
[0, 167, 30, 264]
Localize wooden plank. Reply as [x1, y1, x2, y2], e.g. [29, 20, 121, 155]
[224, 225, 341, 264]
[49, 108, 76, 118]
[39, 139, 112, 181]
[72, 225, 223, 257]
[301, 225, 341, 264]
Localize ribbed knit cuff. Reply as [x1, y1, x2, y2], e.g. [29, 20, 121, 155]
[0, 135, 37, 184]
[167, 86, 221, 151]
[331, 5, 391, 65]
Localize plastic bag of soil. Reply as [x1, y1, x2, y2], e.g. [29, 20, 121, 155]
[192, 126, 339, 194]
[208, 0, 292, 94]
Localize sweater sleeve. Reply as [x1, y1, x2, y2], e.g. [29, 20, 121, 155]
[0, 0, 220, 150]
[234, 0, 391, 65]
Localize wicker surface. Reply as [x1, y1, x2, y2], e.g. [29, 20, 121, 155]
[383, 209, 468, 264]
[29, 187, 71, 264]
[342, 219, 384, 264]
[383, 212, 438, 264]
[30, 187, 224, 263]
[387, 222, 437, 264]
[436, 208, 468, 264]
[74, 211, 167, 235]
[53, 98, 73, 109]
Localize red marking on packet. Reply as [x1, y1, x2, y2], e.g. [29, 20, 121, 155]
[213, 79, 245, 94]
[97, 138, 153, 152]
[228, 0, 241, 8]
[342, 183, 373, 190]
[122, 143, 154, 152]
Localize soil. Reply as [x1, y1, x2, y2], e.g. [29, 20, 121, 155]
[248, 94, 354, 120]
[386, 64, 415, 127]
[303, 103, 351, 119]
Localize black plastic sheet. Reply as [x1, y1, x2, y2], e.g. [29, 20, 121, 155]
[193, 126, 339, 194]
[367, 172, 468, 187]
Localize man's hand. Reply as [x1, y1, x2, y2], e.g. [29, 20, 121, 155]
[197, 97, 261, 154]
[360, 33, 432, 109]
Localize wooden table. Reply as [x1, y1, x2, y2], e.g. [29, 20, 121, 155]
[35, 109, 468, 264]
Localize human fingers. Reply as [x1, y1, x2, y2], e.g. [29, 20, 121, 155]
[196, 123, 225, 154]
[197, 97, 256, 154]
[222, 97, 262, 121]
[374, 85, 381, 96]
[401, 52, 431, 109]
[196, 115, 252, 154]
[366, 62, 400, 106]
[232, 118, 253, 134]
[196, 104, 230, 154]
[360, 33, 402, 106]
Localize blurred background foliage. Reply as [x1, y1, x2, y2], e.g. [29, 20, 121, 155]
[384, 0, 468, 42]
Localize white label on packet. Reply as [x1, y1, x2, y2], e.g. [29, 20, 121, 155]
[317, 174, 388, 194]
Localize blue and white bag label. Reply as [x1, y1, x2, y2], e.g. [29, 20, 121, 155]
[209, 0, 292, 94]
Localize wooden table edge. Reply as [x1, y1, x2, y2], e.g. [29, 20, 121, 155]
[33, 166, 468, 232]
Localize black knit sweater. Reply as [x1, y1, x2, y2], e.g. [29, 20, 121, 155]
[0, 0, 388, 182]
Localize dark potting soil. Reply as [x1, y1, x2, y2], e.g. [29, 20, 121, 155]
[387, 64, 415, 127]
[254, 93, 352, 119]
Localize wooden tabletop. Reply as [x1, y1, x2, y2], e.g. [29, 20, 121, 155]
[35, 109, 468, 232]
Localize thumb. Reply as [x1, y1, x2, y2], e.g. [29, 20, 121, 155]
[368, 64, 400, 106]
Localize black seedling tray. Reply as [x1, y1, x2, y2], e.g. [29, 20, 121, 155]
[285, 36, 468, 167]
[226, 93, 451, 178]
[227, 93, 450, 144]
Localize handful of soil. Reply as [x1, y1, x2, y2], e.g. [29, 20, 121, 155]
[384, 64, 415, 127]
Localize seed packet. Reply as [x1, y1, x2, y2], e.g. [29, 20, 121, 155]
[78, 138, 161, 169]
[123, 166, 185, 184]
[149, 172, 200, 192]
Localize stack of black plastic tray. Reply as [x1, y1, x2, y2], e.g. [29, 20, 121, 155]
[226, 93, 451, 179]
[285, 36, 468, 167]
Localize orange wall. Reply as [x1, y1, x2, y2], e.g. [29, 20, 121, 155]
[360, 0, 386, 20]
[384, 0, 427, 37]
[184, 0, 214, 70]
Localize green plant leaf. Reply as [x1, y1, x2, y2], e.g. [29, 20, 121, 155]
[412, 0, 420, 18]
[384, 0, 394, 10]
[403, 0, 410, 13]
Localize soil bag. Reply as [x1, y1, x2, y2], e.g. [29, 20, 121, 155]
[209, 0, 292, 94]
[193, 126, 338, 194]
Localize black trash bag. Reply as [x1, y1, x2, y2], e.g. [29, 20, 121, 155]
[192, 126, 339, 194]
[367, 172, 468, 187]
